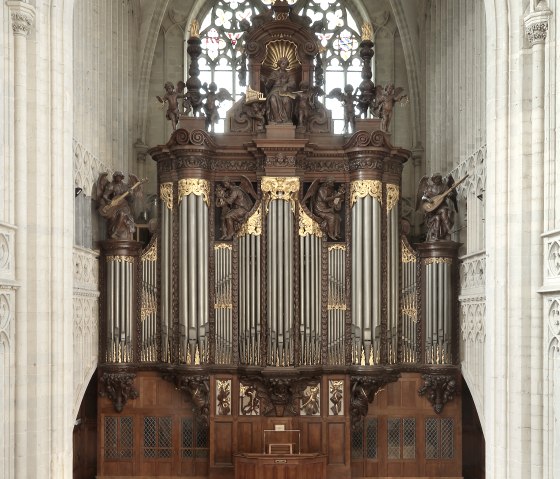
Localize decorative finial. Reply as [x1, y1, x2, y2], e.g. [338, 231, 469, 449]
[190, 19, 200, 38]
[361, 22, 373, 42]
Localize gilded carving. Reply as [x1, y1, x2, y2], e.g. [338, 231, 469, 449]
[261, 176, 300, 212]
[237, 204, 262, 237]
[215, 243, 233, 250]
[328, 244, 346, 251]
[240, 383, 260, 416]
[160, 182, 174, 210]
[350, 179, 382, 206]
[300, 384, 320, 416]
[142, 238, 157, 262]
[401, 238, 416, 263]
[361, 22, 373, 41]
[298, 205, 322, 237]
[386, 184, 400, 212]
[178, 178, 210, 206]
[329, 380, 344, 416]
[216, 379, 232, 416]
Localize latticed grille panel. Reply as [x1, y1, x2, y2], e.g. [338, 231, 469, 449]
[365, 418, 377, 459]
[104, 416, 133, 460]
[351, 420, 364, 459]
[402, 418, 416, 459]
[387, 418, 401, 459]
[143, 416, 172, 458]
[181, 418, 210, 459]
[425, 418, 439, 459]
[425, 417, 454, 459]
[441, 418, 454, 459]
[181, 418, 194, 458]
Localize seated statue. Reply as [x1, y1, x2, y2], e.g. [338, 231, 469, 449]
[265, 57, 297, 124]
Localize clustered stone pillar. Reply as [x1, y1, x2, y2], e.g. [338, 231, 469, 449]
[7, 1, 34, 476]
[525, 5, 551, 475]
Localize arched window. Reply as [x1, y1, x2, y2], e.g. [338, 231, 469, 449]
[194, 0, 366, 133]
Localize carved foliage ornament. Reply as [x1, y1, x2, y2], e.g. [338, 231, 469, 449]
[525, 19, 549, 45]
[261, 177, 300, 213]
[386, 184, 400, 212]
[237, 204, 263, 237]
[142, 238, 157, 262]
[106, 255, 134, 264]
[418, 374, 457, 414]
[10, 10, 34, 36]
[160, 183, 174, 210]
[299, 205, 323, 238]
[166, 373, 211, 426]
[99, 372, 140, 413]
[178, 178, 210, 206]
[350, 180, 382, 206]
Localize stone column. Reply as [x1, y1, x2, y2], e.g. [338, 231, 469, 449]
[525, 7, 551, 477]
[6, 2, 34, 477]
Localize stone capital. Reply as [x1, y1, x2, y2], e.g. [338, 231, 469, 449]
[6, 1, 35, 37]
[524, 9, 552, 45]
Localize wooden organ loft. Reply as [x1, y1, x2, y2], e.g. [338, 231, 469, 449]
[95, 3, 463, 479]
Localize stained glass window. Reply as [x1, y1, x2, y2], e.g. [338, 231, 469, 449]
[194, 0, 366, 133]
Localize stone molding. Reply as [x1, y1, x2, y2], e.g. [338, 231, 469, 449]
[0, 224, 15, 281]
[6, 1, 35, 37]
[73, 138, 111, 194]
[460, 298, 486, 343]
[449, 144, 486, 201]
[459, 251, 486, 293]
[545, 296, 560, 357]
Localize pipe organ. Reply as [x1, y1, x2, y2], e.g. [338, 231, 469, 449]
[96, 4, 464, 478]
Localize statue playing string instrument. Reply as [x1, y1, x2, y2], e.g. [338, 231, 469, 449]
[96, 172, 147, 240]
[416, 174, 467, 242]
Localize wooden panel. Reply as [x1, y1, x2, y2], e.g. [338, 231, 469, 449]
[306, 421, 322, 453]
[327, 422, 345, 464]
[214, 422, 233, 465]
[237, 421, 254, 453]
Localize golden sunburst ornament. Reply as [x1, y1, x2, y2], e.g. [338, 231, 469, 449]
[262, 40, 301, 70]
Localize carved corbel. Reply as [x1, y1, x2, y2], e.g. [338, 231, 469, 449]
[165, 373, 210, 426]
[350, 374, 399, 427]
[418, 374, 457, 414]
[99, 372, 139, 413]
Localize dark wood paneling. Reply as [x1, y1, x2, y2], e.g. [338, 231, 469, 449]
[327, 422, 345, 464]
[215, 422, 233, 465]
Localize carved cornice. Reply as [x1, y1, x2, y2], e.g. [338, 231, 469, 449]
[7, 2, 35, 37]
[178, 178, 210, 206]
[166, 128, 217, 149]
[525, 10, 552, 45]
[99, 372, 139, 413]
[418, 374, 457, 414]
[349, 373, 399, 427]
[343, 130, 392, 150]
[264, 151, 296, 168]
[164, 373, 210, 426]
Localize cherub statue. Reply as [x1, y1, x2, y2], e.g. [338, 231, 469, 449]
[295, 80, 324, 132]
[416, 174, 467, 242]
[373, 83, 408, 132]
[327, 84, 356, 134]
[96, 172, 146, 240]
[201, 82, 233, 133]
[303, 179, 345, 240]
[156, 81, 186, 131]
[215, 177, 257, 240]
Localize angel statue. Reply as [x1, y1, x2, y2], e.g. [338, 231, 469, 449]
[202, 82, 233, 133]
[416, 173, 467, 242]
[295, 80, 325, 133]
[156, 81, 186, 131]
[372, 84, 408, 132]
[303, 179, 345, 240]
[327, 84, 356, 134]
[96, 172, 146, 241]
[215, 177, 257, 240]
